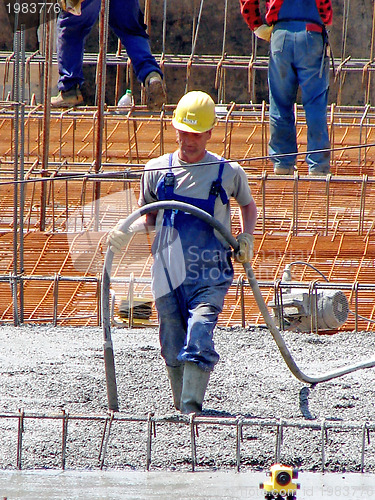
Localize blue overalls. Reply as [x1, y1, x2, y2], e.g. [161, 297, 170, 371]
[268, 0, 331, 174]
[153, 155, 234, 372]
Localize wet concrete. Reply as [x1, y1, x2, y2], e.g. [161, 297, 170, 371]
[1, 470, 375, 500]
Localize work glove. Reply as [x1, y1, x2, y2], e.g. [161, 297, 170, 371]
[235, 233, 254, 264]
[254, 24, 273, 42]
[107, 220, 132, 254]
[60, 0, 84, 16]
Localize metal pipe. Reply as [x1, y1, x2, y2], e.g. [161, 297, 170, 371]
[102, 201, 375, 408]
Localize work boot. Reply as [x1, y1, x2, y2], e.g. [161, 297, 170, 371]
[308, 169, 330, 176]
[144, 72, 166, 111]
[166, 365, 184, 410]
[274, 165, 296, 175]
[180, 362, 210, 414]
[51, 86, 84, 108]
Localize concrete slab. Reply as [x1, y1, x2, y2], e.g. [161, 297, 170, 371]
[0, 470, 374, 500]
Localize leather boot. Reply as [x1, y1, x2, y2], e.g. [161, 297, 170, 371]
[144, 72, 166, 111]
[180, 362, 210, 414]
[51, 85, 84, 108]
[166, 365, 184, 410]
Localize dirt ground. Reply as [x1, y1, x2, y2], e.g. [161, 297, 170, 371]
[0, 323, 374, 473]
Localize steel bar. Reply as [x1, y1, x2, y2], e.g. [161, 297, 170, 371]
[93, 0, 110, 231]
[19, 25, 26, 323]
[146, 412, 154, 471]
[99, 411, 114, 469]
[16, 409, 24, 470]
[61, 410, 69, 470]
[190, 414, 197, 472]
[40, 13, 53, 231]
[2, 51, 375, 73]
[12, 32, 20, 326]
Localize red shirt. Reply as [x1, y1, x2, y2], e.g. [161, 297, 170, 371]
[239, 0, 333, 31]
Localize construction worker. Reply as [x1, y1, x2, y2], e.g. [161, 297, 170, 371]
[239, 0, 333, 175]
[51, 0, 166, 110]
[108, 91, 257, 414]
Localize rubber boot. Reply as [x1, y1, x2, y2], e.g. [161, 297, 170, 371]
[180, 362, 210, 414]
[166, 365, 184, 410]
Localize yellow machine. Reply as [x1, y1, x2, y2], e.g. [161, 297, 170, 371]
[260, 464, 299, 499]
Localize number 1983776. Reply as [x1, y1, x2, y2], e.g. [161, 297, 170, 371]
[5, 2, 61, 14]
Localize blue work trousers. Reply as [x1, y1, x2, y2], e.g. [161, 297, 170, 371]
[56, 0, 162, 91]
[156, 281, 232, 372]
[268, 21, 331, 173]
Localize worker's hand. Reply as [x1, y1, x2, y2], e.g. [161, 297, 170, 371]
[235, 233, 254, 264]
[107, 220, 132, 254]
[60, 0, 84, 16]
[254, 24, 273, 42]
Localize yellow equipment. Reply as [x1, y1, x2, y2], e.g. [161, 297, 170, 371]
[172, 91, 217, 133]
[118, 297, 153, 320]
[260, 464, 299, 499]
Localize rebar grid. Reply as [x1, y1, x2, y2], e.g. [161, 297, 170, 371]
[1, 410, 374, 473]
[2, 102, 375, 170]
[2, 267, 375, 330]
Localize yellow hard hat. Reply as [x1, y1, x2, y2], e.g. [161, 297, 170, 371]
[172, 91, 217, 133]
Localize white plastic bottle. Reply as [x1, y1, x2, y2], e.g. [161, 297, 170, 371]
[118, 89, 133, 107]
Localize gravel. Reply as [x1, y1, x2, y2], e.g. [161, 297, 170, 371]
[0, 323, 374, 473]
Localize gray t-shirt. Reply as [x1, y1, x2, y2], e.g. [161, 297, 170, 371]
[138, 151, 253, 246]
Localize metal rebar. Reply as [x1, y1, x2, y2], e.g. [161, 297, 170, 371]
[190, 413, 197, 472]
[19, 24, 26, 324]
[93, 0, 110, 231]
[99, 411, 115, 469]
[16, 409, 24, 470]
[236, 418, 243, 472]
[40, 11, 53, 231]
[275, 419, 284, 463]
[0, 411, 374, 471]
[321, 419, 326, 472]
[146, 412, 154, 471]
[61, 410, 69, 470]
[12, 31, 20, 327]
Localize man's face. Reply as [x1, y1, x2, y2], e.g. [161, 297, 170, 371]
[175, 129, 212, 163]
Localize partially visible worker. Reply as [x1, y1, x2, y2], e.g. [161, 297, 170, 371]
[51, 0, 166, 111]
[239, 0, 333, 175]
[108, 91, 257, 414]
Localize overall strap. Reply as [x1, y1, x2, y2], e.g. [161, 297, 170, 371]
[209, 159, 229, 205]
[163, 153, 175, 199]
[156, 154, 175, 201]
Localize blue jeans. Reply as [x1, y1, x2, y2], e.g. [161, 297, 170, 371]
[56, 0, 162, 91]
[268, 21, 331, 174]
[156, 280, 232, 372]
